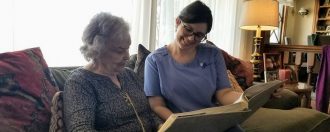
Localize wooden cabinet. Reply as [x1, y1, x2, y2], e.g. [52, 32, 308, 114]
[315, 0, 330, 35]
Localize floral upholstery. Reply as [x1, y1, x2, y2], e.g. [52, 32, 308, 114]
[0, 47, 58, 131]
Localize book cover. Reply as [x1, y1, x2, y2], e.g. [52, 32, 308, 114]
[158, 80, 284, 132]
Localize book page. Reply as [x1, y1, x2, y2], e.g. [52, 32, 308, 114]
[160, 111, 250, 132]
[159, 102, 251, 132]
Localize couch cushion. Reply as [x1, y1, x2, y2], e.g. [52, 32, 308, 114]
[134, 44, 151, 81]
[263, 89, 300, 110]
[242, 107, 330, 132]
[0, 47, 58, 131]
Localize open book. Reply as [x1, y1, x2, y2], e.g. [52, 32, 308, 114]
[158, 80, 284, 132]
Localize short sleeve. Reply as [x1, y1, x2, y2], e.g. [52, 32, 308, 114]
[144, 54, 162, 96]
[215, 50, 231, 90]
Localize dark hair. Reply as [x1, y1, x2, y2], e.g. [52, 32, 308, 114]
[178, 1, 213, 33]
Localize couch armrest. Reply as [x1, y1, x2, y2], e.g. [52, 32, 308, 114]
[263, 89, 300, 109]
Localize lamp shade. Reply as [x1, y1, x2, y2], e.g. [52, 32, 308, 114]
[240, 0, 279, 31]
[278, 0, 295, 7]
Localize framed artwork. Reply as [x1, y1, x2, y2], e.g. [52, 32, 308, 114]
[263, 53, 282, 83]
[324, 0, 330, 6]
[284, 37, 291, 45]
[326, 26, 330, 32]
[326, 9, 330, 18]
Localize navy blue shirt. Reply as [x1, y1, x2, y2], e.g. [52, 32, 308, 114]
[144, 44, 231, 113]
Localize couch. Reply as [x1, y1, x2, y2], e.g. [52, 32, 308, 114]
[50, 44, 330, 132]
[1, 46, 330, 132]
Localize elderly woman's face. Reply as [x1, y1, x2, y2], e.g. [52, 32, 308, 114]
[176, 19, 207, 49]
[100, 33, 131, 73]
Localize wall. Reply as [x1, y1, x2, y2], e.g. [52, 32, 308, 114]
[239, 30, 254, 61]
[284, 0, 315, 45]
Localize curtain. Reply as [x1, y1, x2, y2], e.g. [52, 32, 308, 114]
[0, 0, 152, 67]
[0, 0, 240, 66]
[130, 0, 157, 54]
[155, 0, 239, 55]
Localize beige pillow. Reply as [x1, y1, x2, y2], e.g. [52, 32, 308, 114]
[227, 70, 244, 92]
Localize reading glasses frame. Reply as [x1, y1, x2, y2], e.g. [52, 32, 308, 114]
[180, 21, 207, 41]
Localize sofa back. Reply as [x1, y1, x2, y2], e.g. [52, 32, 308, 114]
[49, 67, 79, 91]
[49, 44, 253, 91]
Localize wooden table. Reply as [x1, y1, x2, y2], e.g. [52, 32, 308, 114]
[282, 82, 313, 108]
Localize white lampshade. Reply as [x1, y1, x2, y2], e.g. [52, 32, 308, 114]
[240, 0, 279, 31]
[278, 0, 295, 7]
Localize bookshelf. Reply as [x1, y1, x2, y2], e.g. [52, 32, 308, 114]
[315, 0, 330, 35]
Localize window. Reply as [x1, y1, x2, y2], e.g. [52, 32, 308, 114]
[0, 0, 149, 66]
[270, 4, 285, 44]
[1, 0, 240, 66]
[155, 0, 239, 55]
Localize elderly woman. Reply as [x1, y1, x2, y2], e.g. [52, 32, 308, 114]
[63, 12, 161, 132]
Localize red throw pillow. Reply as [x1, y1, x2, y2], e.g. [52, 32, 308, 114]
[221, 49, 253, 90]
[0, 47, 58, 131]
[205, 41, 253, 90]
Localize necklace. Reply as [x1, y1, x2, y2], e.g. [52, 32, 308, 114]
[121, 91, 146, 132]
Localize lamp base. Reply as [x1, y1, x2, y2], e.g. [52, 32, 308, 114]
[250, 37, 262, 82]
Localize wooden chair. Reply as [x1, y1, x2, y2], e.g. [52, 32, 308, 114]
[49, 91, 65, 132]
[281, 51, 318, 108]
[282, 51, 317, 85]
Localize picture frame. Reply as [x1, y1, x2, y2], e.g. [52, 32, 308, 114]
[326, 26, 330, 32]
[263, 53, 282, 83]
[326, 9, 330, 18]
[284, 37, 291, 45]
[324, 0, 330, 6]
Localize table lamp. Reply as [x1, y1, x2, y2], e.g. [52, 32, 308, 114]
[240, 0, 279, 81]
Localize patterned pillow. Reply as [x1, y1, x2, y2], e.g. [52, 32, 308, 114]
[205, 41, 253, 90]
[227, 70, 244, 92]
[0, 47, 58, 131]
[221, 49, 253, 90]
[134, 44, 151, 81]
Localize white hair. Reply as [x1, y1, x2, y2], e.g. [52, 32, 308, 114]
[80, 12, 130, 61]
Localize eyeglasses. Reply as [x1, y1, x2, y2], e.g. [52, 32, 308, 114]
[181, 22, 207, 41]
